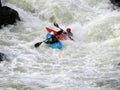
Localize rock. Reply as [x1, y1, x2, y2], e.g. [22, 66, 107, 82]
[0, 0, 1, 7]
[0, 52, 6, 62]
[110, 0, 120, 7]
[0, 0, 20, 28]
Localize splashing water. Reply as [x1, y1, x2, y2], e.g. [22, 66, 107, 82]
[0, 0, 120, 90]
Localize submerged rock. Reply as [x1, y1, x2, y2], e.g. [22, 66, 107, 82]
[0, 52, 6, 62]
[0, 0, 20, 28]
[110, 0, 120, 7]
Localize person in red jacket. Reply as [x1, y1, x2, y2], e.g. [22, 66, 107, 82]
[57, 27, 74, 41]
[53, 22, 74, 41]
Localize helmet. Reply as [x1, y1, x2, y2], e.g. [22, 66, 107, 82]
[66, 28, 71, 32]
[50, 32, 54, 35]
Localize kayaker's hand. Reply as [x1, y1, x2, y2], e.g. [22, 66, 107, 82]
[57, 29, 63, 35]
[45, 40, 49, 44]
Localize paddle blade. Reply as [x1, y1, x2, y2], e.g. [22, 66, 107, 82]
[54, 22, 59, 28]
[34, 42, 42, 48]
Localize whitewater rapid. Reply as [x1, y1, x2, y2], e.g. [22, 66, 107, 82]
[0, 0, 120, 90]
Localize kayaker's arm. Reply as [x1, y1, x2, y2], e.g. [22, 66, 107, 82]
[57, 29, 63, 35]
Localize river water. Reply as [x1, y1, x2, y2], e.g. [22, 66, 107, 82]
[0, 0, 120, 90]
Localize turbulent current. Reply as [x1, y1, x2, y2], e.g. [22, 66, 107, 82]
[0, 0, 120, 90]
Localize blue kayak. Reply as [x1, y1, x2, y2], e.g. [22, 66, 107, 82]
[46, 33, 62, 49]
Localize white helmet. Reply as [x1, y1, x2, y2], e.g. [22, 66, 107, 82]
[50, 32, 54, 35]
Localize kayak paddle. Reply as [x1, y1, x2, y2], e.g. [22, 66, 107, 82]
[34, 40, 46, 48]
[54, 22, 62, 30]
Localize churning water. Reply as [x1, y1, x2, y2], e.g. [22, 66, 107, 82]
[0, 0, 120, 90]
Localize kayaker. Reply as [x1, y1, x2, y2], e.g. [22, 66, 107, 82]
[45, 32, 59, 44]
[57, 28, 74, 41]
[64, 28, 73, 36]
[53, 22, 74, 40]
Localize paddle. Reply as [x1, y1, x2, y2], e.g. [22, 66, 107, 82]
[34, 40, 46, 48]
[54, 22, 63, 30]
[34, 28, 62, 48]
[54, 22, 74, 41]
